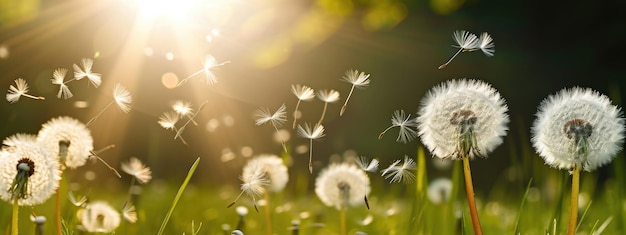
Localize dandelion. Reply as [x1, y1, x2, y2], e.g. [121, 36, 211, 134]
[438, 30, 480, 69]
[122, 201, 138, 223]
[242, 154, 288, 192]
[172, 100, 198, 125]
[0, 134, 60, 235]
[51, 68, 73, 99]
[291, 84, 315, 128]
[255, 104, 288, 152]
[340, 69, 370, 116]
[121, 157, 152, 184]
[296, 123, 325, 173]
[73, 58, 102, 87]
[316, 89, 341, 125]
[177, 54, 230, 86]
[378, 110, 418, 143]
[86, 83, 132, 126]
[354, 156, 378, 209]
[531, 87, 625, 235]
[37, 116, 94, 169]
[427, 178, 453, 204]
[381, 155, 416, 184]
[6, 78, 45, 103]
[228, 160, 269, 212]
[78, 201, 121, 233]
[417, 79, 509, 235]
[315, 163, 370, 235]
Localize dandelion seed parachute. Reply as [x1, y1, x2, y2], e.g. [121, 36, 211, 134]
[531, 87, 625, 171]
[121, 157, 152, 184]
[242, 154, 288, 192]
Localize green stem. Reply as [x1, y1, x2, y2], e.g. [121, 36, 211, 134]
[340, 208, 346, 235]
[264, 192, 272, 235]
[567, 167, 580, 235]
[462, 157, 482, 235]
[12, 197, 18, 235]
[157, 157, 200, 235]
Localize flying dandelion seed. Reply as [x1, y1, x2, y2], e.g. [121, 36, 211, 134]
[291, 84, 315, 129]
[158, 111, 189, 146]
[477, 32, 495, 57]
[172, 100, 198, 125]
[438, 30, 480, 69]
[378, 110, 418, 143]
[73, 58, 102, 87]
[86, 83, 132, 126]
[297, 123, 325, 173]
[174, 100, 208, 140]
[316, 89, 341, 125]
[177, 54, 230, 87]
[121, 157, 152, 184]
[354, 156, 378, 209]
[122, 201, 138, 223]
[51, 68, 73, 99]
[6, 78, 45, 103]
[228, 160, 269, 212]
[243, 154, 289, 192]
[255, 103, 288, 152]
[340, 69, 370, 116]
[380, 155, 416, 184]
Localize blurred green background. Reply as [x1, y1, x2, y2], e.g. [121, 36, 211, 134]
[0, 0, 625, 194]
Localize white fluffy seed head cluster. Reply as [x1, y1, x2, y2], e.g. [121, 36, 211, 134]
[37, 116, 93, 169]
[315, 163, 370, 210]
[531, 87, 625, 171]
[79, 201, 121, 233]
[417, 79, 509, 159]
[242, 154, 288, 192]
[0, 134, 61, 206]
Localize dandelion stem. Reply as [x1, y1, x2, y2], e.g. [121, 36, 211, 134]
[272, 124, 287, 153]
[317, 102, 329, 126]
[11, 197, 18, 235]
[55, 172, 64, 235]
[340, 85, 356, 116]
[462, 157, 482, 235]
[292, 100, 302, 129]
[86, 101, 113, 126]
[567, 166, 581, 235]
[438, 47, 463, 70]
[263, 192, 272, 235]
[177, 69, 205, 87]
[340, 208, 346, 235]
[89, 150, 122, 178]
[308, 138, 313, 174]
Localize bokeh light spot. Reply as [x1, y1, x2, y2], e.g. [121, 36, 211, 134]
[165, 52, 175, 60]
[74, 101, 89, 109]
[206, 118, 221, 132]
[430, 0, 465, 15]
[144, 47, 154, 56]
[0, 45, 9, 59]
[161, 72, 179, 89]
[240, 146, 253, 157]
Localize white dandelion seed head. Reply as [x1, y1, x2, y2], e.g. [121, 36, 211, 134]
[380, 155, 417, 184]
[427, 177, 453, 204]
[417, 79, 509, 159]
[121, 157, 152, 184]
[531, 87, 625, 172]
[478, 32, 495, 57]
[0, 134, 61, 206]
[452, 30, 480, 50]
[242, 154, 288, 192]
[158, 111, 179, 130]
[341, 69, 371, 87]
[37, 116, 94, 169]
[296, 123, 325, 140]
[240, 162, 270, 199]
[172, 100, 193, 116]
[113, 83, 132, 113]
[315, 163, 370, 210]
[291, 84, 315, 101]
[317, 89, 341, 103]
[254, 103, 287, 127]
[79, 201, 121, 233]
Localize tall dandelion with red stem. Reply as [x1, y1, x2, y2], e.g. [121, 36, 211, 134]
[531, 87, 625, 235]
[417, 79, 509, 235]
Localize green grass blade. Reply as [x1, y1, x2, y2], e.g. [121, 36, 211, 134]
[157, 157, 201, 235]
[576, 200, 592, 231]
[514, 178, 533, 234]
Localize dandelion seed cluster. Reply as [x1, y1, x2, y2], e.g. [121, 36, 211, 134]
[37, 116, 94, 169]
[417, 79, 509, 159]
[243, 154, 288, 192]
[0, 134, 61, 206]
[532, 87, 625, 171]
[315, 163, 370, 210]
